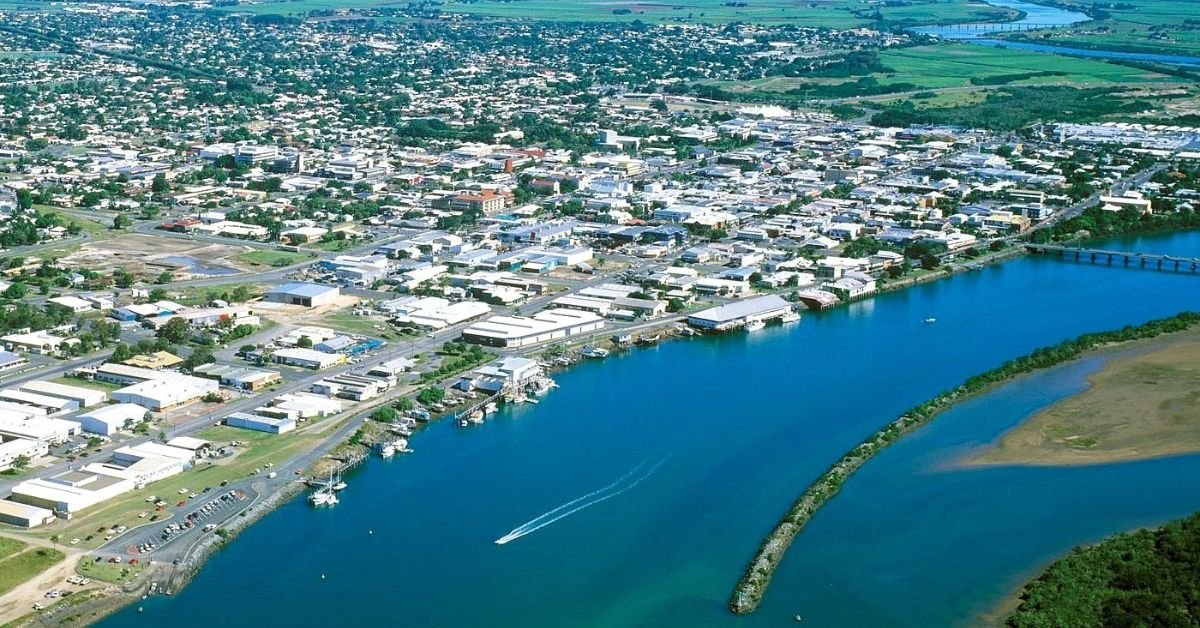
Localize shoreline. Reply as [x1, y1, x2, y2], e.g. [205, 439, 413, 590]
[8, 239, 1067, 624]
[37, 242, 1031, 625]
[727, 311, 1200, 615]
[963, 326, 1200, 468]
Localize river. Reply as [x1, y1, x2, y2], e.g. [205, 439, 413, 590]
[100, 230, 1200, 628]
[914, 0, 1200, 67]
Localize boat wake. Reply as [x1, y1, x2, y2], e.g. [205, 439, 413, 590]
[495, 458, 667, 545]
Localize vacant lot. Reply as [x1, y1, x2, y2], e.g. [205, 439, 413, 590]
[970, 330, 1200, 466]
[57, 233, 250, 281]
[237, 250, 314, 268]
[0, 546, 65, 597]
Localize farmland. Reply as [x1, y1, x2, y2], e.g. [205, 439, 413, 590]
[1003, 0, 1200, 57]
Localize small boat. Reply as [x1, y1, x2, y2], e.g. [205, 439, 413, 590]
[745, 319, 766, 332]
[485, 401, 498, 414]
[781, 310, 800, 324]
[581, 345, 610, 359]
[468, 409, 484, 424]
[924, 317, 937, 324]
[309, 491, 333, 506]
[380, 443, 396, 458]
[332, 481, 347, 491]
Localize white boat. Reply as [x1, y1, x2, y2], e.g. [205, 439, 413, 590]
[332, 481, 347, 491]
[309, 491, 333, 506]
[924, 317, 937, 324]
[581, 345, 610, 359]
[380, 443, 396, 458]
[484, 401, 498, 414]
[745, 319, 766, 332]
[780, 310, 800, 324]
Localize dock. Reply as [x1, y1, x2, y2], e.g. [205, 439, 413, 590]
[1025, 244, 1200, 273]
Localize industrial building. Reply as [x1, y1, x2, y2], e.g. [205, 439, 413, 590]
[0, 389, 78, 415]
[686, 295, 793, 331]
[0, 414, 78, 444]
[192, 364, 282, 391]
[0, 437, 48, 472]
[0, 499, 56, 528]
[225, 412, 296, 435]
[266, 283, 340, 308]
[111, 372, 219, 412]
[17, 381, 107, 408]
[272, 347, 345, 370]
[10, 469, 133, 514]
[461, 309, 605, 348]
[0, 351, 28, 374]
[74, 403, 146, 436]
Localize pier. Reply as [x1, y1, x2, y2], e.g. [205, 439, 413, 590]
[1025, 244, 1200, 273]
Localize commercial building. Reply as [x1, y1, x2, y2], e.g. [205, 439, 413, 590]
[311, 375, 382, 401]
[17, 381, 106, 408]
[461, 309, 605, 348]
[272, 348, 345, 370]
[111, 373, 219, 412]
[687, 295, 793, 331]
[225, 412, 296, 435]
[265, 283, 340, 308]
[388, 298, 492, 330]
[74, 403, 146, 436]
[123, 351, 185, 370]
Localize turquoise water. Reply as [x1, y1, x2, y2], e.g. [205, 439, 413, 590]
[102, 230, 1200, 627]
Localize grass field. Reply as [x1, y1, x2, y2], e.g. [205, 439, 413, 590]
[0, 547, 65, 597]
[224, 0, 1012, 25]
[77, 558, 145, 584]
[1009, 0, 1200, 57]
[710, 43, 1182, 102]
[970, 329, 1200, 466]
[0, 536, 27, 562]
[236, 250, 314, 268]
[318, 312, 397, 339]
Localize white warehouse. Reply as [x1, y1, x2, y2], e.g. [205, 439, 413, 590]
[461, 309, 605, 348]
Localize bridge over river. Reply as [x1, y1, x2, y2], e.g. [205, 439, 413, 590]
[1025, 244, 1200, 273]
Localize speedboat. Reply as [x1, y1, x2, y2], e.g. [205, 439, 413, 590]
[924, 317, 937, 324]
[745, 319, 766, 332]
[780, 310, 800, 324]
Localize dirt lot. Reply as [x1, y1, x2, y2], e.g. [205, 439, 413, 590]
[56, 234, 256, 281]
[968, 329, 1200, 467]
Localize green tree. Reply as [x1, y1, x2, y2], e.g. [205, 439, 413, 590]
[371, 407, 397, 423]
[112, 213, 132, 230]
[296, 335, 313, 348]
[158, 317, 190, 344]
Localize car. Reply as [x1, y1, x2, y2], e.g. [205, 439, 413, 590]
[138, 512, 148, 518]
[219, 481, 229, 487]
[32, 603, 44, 611]
[69, 538, 80, 545]
[188, 493, 197, 499]
[178, 488, 188, 495]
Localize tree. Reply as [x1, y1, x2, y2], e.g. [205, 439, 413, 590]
[394, 398, 414, 413]
[11, 454, 29, 470]
[151, 173, 170, 195]
[667, 298, 686, 313]
[296, 335, 313, 348]
[158, 317, 190, 344]
[112, 343, 133, 363]
[112, 213, 132, 230]
[182, 348, 215, 372]
[2, 283, 27, 300]
[371, 407, 397, 423]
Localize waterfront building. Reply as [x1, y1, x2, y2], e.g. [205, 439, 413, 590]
[686, 295, 793, 331]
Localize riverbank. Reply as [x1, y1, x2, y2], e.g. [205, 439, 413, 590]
[967, 327, 1200, 466]
[728, 311, 1200, 615]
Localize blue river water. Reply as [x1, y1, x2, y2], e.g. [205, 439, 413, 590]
[915, 0, 1200, 67]
[101, 230, 1200, 628]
